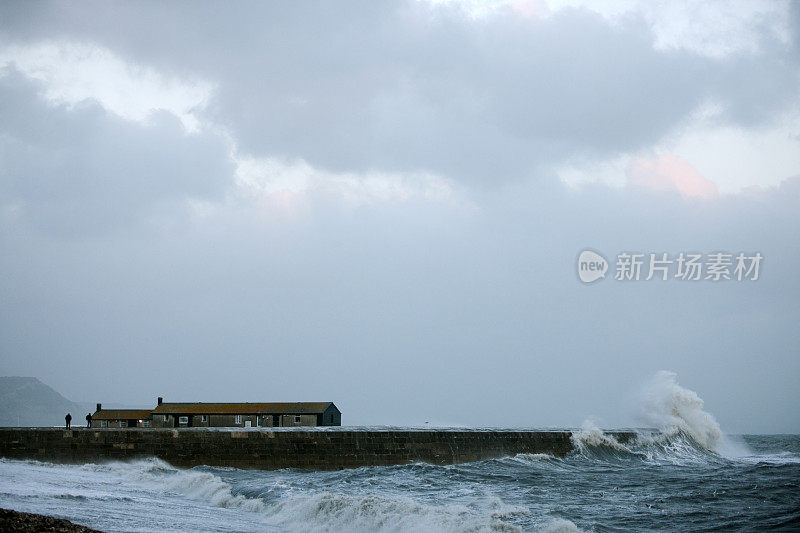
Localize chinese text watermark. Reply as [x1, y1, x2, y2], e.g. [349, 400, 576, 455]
[577, 250, 762, 283]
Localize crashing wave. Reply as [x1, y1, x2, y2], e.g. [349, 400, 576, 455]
[570, 421, 633, 455]
[266, 491, 531, 532]
[638, 370, 722, 451]
[74, 457, 540, 532]
[566, 371, 744, 463]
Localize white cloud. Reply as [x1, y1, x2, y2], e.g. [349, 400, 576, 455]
[543, 0, 791, 58]
[0, 41, 213, 131]
[428, 0, 791, 58]
[557, 104, 800, 194]
[233, 153, 463, 208]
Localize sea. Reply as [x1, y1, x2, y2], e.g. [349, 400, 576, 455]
[1, 374, 798, 532]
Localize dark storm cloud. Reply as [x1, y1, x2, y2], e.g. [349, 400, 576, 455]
[1, 1, 798, 182]
[0, 69, 233, 235]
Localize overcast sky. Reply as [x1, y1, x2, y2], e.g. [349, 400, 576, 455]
[0, 1, 798, 433]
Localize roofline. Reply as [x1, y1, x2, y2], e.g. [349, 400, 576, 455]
[151, 402, 337, 414]
[95, 407, 152, 413]
[153, 402, 333, 405]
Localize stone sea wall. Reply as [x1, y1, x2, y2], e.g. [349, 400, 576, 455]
[0, 428, 637, 470]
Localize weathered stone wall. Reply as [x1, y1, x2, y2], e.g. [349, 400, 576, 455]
[0, 428, 636, 470]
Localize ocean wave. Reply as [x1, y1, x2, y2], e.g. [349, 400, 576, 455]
[562, 371, 762, 466]
[538, 518, 584, 533]
[65, 458, 547, 532]
[571, 421, 635, 455]
[266, 491, 532, 532]
[507, 453, 557, 464]
[77, 458, 268, 513]
[638, 370, 723, 451]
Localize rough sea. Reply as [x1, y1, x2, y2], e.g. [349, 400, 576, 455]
[1, 373, 798, 532]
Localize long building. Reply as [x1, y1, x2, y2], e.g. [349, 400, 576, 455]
[90, 406, 153, 428]
[91, 398, 341, 428]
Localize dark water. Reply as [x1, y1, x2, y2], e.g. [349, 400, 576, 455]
[0, 432, 798, 532]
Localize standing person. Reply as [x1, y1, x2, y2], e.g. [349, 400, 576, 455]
[65, 413, 72, 429]
[86, 413, 92, 428]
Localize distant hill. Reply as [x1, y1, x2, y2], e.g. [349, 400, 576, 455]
[0, 377, 92, 427]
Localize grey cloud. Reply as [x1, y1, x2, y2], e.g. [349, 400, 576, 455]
[1, 2, 798, 183]
[0, 69, 234, 235]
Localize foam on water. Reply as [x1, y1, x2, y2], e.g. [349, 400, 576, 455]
[570, 420, 633, 454]
[1, 372, 797, 532]
[0, 457, 566, 532]
[266, 491, 530, 532]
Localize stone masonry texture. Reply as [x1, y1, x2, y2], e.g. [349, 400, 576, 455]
[0, 428, 637, 470]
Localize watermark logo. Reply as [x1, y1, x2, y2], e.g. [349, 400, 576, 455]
[577, 249, 763, 283]
[577, 250, 608, 283]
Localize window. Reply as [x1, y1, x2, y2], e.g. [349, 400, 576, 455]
[120, 421, 127, 428]
[294, 415, 301, 424]
[143, 420, 151, 428]
[179, 416, 188, 424]
[101, 421, 108, 428]
[201, 415, 207, 423]
[235, 415, 242, 424]
[330, 414, 334, 424]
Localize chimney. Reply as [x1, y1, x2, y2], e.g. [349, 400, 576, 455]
[157, 397, 163, 405]
[96, 403, 101, 412]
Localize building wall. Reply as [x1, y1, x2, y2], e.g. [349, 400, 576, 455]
[142, 412, 330, 428]
[321, 406, 342, 426]
[150, 414, 275, 428]
[280, 414, 317, 427]
[90, 419, 146, 428]
[208, 414, 257, 427]
[150, 414, 174, 428]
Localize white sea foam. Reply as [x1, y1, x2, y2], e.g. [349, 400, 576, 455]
[69, 458, 534, 532]
[79, 458, 268, 512]
[510, 453, 556, 463]
[538, 518, 584, 533]
[637, 370, 723, 451]
[570, 420, 632, 453]
[265, 490, 531, 532]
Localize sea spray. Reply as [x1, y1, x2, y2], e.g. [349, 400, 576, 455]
[567, 372, 738, 462]
[638, 370, 722, 451]
[570, 420, 631, 454]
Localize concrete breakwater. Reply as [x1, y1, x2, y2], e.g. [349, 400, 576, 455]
[0, 428, 637, 470]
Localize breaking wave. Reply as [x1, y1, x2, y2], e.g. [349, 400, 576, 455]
[266, 491, 531, 532]
[567, 371, 753, 465]
[80, 459, 267, 512]
[67, 458, 560, 532]
[638, 370, 723, 450]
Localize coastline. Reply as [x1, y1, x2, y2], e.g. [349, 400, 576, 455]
[0, 508, 102, 533]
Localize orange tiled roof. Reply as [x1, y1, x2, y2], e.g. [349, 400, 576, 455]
[92, 409, 153, 421]
[151, 402, 334, 415]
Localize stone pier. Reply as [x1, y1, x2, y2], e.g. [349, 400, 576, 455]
[0, 428, 637, 470]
